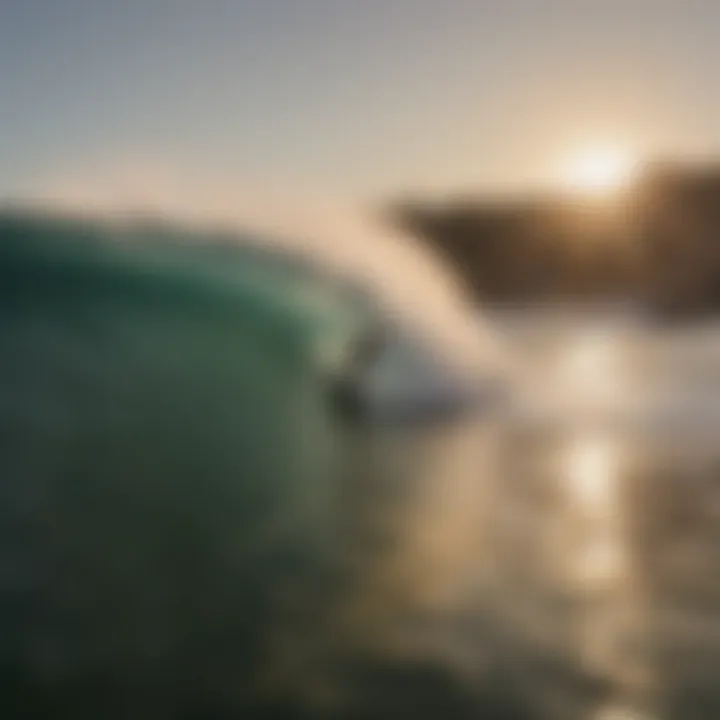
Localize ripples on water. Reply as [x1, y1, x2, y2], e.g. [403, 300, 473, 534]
[320, 313, 720, 720]
[3, 217, 719, 719]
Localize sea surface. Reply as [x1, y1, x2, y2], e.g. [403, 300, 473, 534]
[324, 310, 720, 720]
[4, 220, 720, 720]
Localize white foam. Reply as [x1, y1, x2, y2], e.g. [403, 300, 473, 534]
[19, 161, 508, 385]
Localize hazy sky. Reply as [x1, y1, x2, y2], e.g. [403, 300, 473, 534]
[1, 0, 719, 201]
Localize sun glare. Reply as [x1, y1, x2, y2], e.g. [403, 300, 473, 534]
[563, 145, 636, 193]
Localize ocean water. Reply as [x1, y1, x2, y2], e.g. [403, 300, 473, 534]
[1, 214, 720, 719]
[346, 309, 720, 720]
[279, 308, 720, 720]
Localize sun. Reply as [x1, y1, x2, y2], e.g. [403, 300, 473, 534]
[562, 145, 636, 194]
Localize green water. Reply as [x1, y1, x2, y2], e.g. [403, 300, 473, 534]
[0, 213, 372, 717]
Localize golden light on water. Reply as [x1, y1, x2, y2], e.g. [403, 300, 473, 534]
[563, 434, 626, 587]
[556, 329, 628, 408]
[594, 705, 655, 720]
[566, 436, 617, 511]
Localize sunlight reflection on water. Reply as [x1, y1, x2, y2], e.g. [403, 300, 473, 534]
[332, 313, 720, 720]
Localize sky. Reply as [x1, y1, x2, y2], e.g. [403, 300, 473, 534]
[1, 0, 719, 202]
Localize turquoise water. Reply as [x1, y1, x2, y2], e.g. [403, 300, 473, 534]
[0, 213, 374, 717]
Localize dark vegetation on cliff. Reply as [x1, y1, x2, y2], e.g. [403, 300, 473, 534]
[393, 162, 720, 317]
